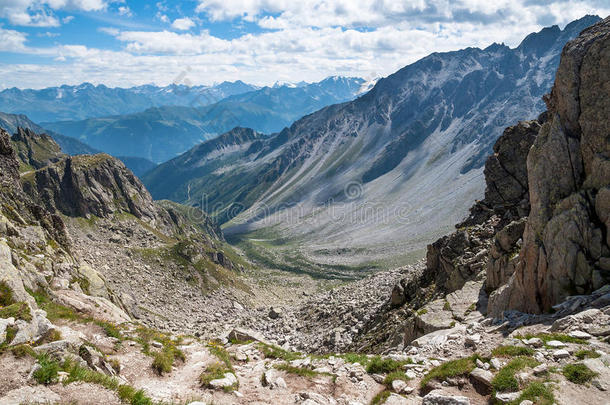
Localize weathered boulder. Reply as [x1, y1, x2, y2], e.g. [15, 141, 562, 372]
[422, 389, 470, 405]
[208, 372, 238, 390]
[53, 289, 130, 323]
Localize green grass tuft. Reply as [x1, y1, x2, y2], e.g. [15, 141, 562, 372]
[257, 342, 302, 361]
[492, 356, 538, 392]
[511, 381, 555, 405]
[10, 344, 36, 358]
[491, 345, 534, 357]
[33, 354, 60, 385]
[370, 390, 390, 405]
[340, 352, 371, 366]
[574, 349, 601, 360]
[420, 355, 480, 389]
[366, 356, 411, 374]
[0, 301, 32, 321]
[117, 384, 154, 405]
[274, 363, 319, 378]
[383, 370, 411, 385]
[152, 349, 174, 375]
[0, 281, 15, 306]
[562, 363, 598, 384]
[515, 332, 588, 346]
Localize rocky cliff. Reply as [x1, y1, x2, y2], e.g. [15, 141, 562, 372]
[490, 16, 610, 315]
[419, 15, 610, 319]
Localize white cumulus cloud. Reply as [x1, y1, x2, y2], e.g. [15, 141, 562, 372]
[171, 17, 195, 30]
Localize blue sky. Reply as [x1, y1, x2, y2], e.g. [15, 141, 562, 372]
[0, 0, 608, 89]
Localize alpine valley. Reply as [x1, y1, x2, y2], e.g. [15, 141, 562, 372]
[0, 10, 609, 405]
[143, 16, 600, 275]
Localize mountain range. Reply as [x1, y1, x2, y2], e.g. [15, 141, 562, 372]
[143, 15, 601, 276]
[0, 81, 259, 122]
[42, 76, 366, 163]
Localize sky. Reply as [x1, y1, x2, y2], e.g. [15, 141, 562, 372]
[0, 0, 608, 89]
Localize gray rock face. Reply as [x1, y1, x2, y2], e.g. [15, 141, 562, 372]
[495, 16, 610, 314]
[11, 127, 65, 170]
[22, 153, 159, 222]
[482, 120, 540, 219]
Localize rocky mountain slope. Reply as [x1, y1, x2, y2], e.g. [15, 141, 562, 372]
[0, 81, 259, 122]
[0, 112, 99, 157]
[144, 16, 600, 275]
[0, 112, 157, 177]
[43, 77, 365, 164]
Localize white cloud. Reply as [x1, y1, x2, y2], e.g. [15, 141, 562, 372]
[156, 12, 169, 23]
[98, 26, 119, 35]
[62, 15, 74, 23]
[0, 0, 111, 27]
[0, 26, 28, 51]
[171, 17, 195, 30]
[118, 6, 132, 17]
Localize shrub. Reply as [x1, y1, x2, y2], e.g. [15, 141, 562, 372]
[33, 354, 60, 385]
[492, 356, 538, 392]
[491, 345, 534, 357]
[562, 363, 597, 384]
[420, 355, 479, 388]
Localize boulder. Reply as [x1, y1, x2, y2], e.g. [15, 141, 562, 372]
[262, 368, 287, 389]
[469, 367, 493, 394]
[208, 372, 238, 390]
[52, 289, 129, 323]
[269, 307, 283, 319]
[422, 389, 470, 404]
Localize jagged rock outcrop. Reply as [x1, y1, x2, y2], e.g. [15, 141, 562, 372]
[22, 153, 159, 222]
[11, 127, 65, 171]
[417, 116, 542, 300]
[490, 17, 610, 314]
